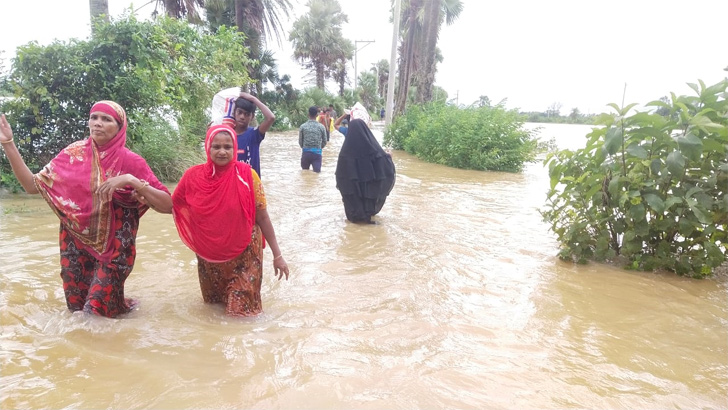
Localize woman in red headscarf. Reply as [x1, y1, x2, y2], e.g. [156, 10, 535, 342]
[172, 124, 289, 317]
[0, 101, 173, 318]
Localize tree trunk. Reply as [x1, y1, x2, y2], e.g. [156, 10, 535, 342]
[417, 0, 440, 103]
[89, 0, 109, 26]
[338, 65, 346, 96]
[164, 0, 181, 18]
[395, 23, 417, 116]
[235, 0, 245, 33]
[316, 61, 325, 90]
[395, 0, 422, 116]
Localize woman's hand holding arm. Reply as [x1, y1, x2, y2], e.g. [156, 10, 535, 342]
[255, 208, 289, 280]
[98, 174, 173, 213]
[0, 114, 39, 194]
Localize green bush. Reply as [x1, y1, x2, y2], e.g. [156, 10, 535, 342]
[127, 116, 203, 181]
[384, 102, 538, 172]
[0, 16, 249, 182]
[267, 87, 359, 131]
[541, 78, 728, 277]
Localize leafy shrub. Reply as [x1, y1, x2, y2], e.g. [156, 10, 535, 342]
[541, 79, 728, 277]
[127, 116, 203, 182]
[0, 16, 249, 182]
[384, 102, 538, 172]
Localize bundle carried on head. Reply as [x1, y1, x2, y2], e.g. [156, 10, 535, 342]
[349, 102, 372, 127]
[210, 86, 246, 125]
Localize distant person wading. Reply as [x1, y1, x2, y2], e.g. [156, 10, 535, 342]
[299, 106, 328, 173]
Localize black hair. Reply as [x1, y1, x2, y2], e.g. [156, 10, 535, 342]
[234, 97, 256, 114]
[308, 106, 319, 118]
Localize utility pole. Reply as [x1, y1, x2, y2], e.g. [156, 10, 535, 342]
[385, 0, 401, 127]
[353, 40, 375, 96]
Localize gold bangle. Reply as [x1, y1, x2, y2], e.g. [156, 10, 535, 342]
[138, 179, 150, 191]
[273, 255, 283, 260]
[0, 139, 14, 145]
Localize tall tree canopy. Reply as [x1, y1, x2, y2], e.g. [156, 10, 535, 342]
[289, 0, 353, 90]
[373, 59, 390, 100]
[153, 0, 206, 23]
[151, 0, 292, 94]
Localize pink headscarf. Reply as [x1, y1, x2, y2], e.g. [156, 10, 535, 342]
[172, 124, 257, 263]
[33, 100, 167, 261]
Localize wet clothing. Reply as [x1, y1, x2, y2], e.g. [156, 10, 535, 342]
[189, 173, 266, 316]
[34, 101, 165, 261]
[34, 100, 168, 318]
[172, 124, 269, 316]
[236, 126, 265, 176]
[335, 119, 396, 223]
[301, 150, 323, 173]
[299, 119, 327, 172]
[299, 120, 327, 150]
[173, 126, 256, 263]
[196, 223, 264, 316]
[60, 205, 139, 317]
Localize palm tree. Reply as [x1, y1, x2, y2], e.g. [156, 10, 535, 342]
[395, 0, 462, 115]
[416, 0, 440, 103]
[205, 0, 292, 92]
[249, 49, 279, 96]
[330, 41, 354, 96]
[373, 59, 389, 99]
[152, 0, 206, 23]
[89, 0, 109, 25]
[330, 60, 347, 97]
[289, 0, 353, 90]
[357, 71, 379, 113]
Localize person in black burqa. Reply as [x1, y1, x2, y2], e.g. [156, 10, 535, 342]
[335, 119, 396, 224]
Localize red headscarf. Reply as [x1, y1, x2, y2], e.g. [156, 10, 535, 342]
[172, 124, 256, 262]
[33, 100, 167, 261]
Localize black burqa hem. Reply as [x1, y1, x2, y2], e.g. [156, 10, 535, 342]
[335, 119, 396, 223]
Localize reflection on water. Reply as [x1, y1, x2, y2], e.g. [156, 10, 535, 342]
[1, 122, 726, 409]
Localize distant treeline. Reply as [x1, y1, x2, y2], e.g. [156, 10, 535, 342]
[520, 110, 597, 125]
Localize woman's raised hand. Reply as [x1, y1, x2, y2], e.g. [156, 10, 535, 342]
[0, 114, 14, 144]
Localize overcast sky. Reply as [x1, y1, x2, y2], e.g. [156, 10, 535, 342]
[2, 0, 726, 114]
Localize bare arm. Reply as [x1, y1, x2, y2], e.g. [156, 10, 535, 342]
[0, 114, 39, 194]
[255, 208, 289, 280]
[98, 174, 173, 214]
[334, 114, 346, 128]
[240, 92, 275, 134]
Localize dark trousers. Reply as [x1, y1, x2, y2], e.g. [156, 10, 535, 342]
[301, 151, 322, 173]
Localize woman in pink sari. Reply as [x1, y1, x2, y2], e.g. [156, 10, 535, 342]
[0, 101, 172, 318]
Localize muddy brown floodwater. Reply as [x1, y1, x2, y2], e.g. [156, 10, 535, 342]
[1, 122, 726, 409]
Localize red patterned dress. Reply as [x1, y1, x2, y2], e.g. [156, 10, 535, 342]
[195, 171, 267, 316]
[59, 205, 140, 317]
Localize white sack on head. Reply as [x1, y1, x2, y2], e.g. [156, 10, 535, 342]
[349, 102, 372, 127]
[210, 87, 242, 124]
